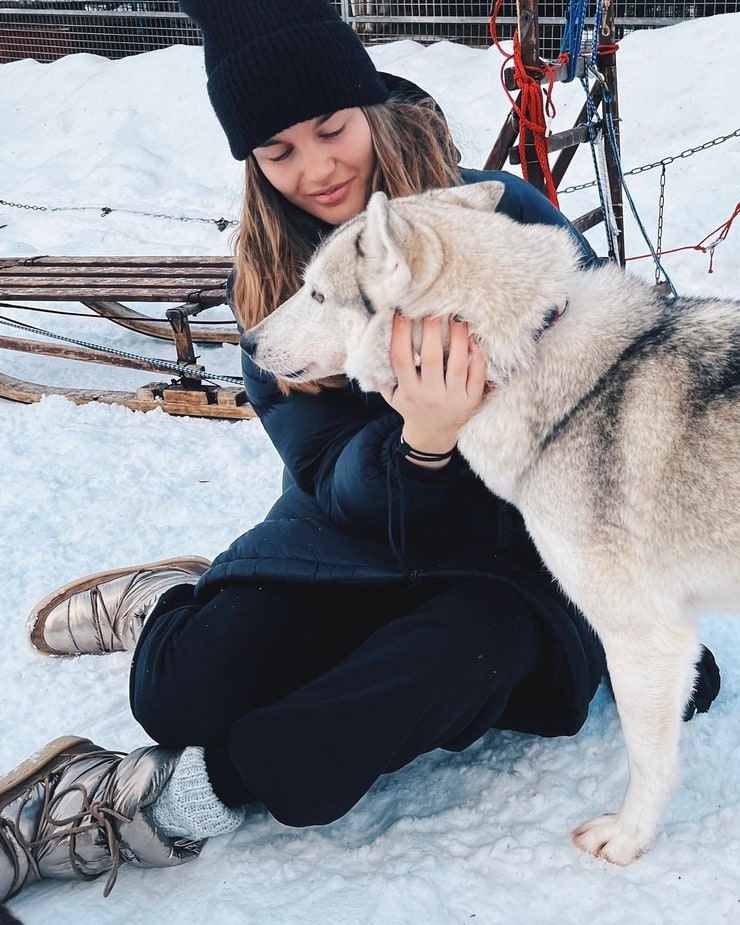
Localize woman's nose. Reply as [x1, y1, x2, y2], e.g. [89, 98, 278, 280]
[301, 146, 335, 184]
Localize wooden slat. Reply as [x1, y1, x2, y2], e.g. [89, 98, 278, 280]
[0, 266, 230, 279]
[483, 97, 521, 171]
[80, 299, 238, 344]
[503, 55, 586, 91]
[0, 256, 233, 268]
[551, 83, 603, 189]
[0, 275, 227, 288]
[507, 125, 591, 166]
[0, 370, 254, 421]
[0, 334, 185, 373]
[0, 284, 227, 303]
[0, 256, 232, 306]
[571, 207, 604, 234]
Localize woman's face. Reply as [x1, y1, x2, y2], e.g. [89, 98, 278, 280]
[253, 107, 375, 226]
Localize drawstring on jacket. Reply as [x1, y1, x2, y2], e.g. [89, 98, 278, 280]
[386, 446, 409, 570]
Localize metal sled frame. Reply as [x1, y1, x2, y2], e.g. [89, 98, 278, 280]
[0, 255, 254, 420]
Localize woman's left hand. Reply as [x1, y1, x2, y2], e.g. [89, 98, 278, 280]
[378, 313, 488, 464]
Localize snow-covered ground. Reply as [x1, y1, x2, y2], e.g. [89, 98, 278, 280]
[1, 14, 739, 924]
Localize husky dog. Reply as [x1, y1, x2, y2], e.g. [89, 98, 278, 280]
[242, 181, 740, 865]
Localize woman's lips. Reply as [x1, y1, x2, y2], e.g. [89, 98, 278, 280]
[311, 180, 352, 206]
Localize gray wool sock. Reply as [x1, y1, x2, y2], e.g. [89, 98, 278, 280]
[150, 746, 245, 839]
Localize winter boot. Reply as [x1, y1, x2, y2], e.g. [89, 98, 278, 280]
[0, 736, 203, 902]
[27, 557, 211, 657]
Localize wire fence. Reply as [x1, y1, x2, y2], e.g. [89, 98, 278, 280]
[1, 1, 737, 64]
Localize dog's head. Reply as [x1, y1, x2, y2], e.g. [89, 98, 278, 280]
[241, 180, 580, 391]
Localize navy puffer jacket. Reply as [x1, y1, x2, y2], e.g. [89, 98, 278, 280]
[198, 169, 606, 738]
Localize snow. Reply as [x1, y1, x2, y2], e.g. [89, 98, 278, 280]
[1, 14, 739, 924]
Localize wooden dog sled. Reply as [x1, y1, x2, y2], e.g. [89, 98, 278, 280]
[0, 255, 254, 420]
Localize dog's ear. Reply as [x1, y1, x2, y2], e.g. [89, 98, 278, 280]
[362, 192, 412, 289]
[431, 180, 506, 212]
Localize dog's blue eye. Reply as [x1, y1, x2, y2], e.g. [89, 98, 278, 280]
[311, 290, 325, 303]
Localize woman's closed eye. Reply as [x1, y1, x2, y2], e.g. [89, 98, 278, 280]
[319, 124, 346, 141]
[266, 146, 292, 163]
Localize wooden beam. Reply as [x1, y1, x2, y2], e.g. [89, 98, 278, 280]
[0, 370, 253, 421]
[503, 55, 585, 91]
[507, 125, 590, 165]
[0, 334, 181, 373]
[571, 207, 604, 234]
[550, 83, 603, 188]
[483, 100, 521, 171]
[81, 299, 237, 344]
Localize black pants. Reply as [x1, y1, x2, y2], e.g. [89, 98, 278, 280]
[130, 579, 543, 827]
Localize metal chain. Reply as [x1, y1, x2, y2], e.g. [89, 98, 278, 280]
[559, 128, 740, 194]
[0, 199, 51, 212]
[655, 164, 667, 286]
[0, 198, 236, 230]
[3, 128, 738, 211]
[0, 315, 244, 385]
[593, 86, 678, 296]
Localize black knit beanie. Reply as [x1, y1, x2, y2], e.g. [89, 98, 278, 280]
[179, 0, 390, 160]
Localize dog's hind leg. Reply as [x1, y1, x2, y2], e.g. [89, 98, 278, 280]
[571, 616, 701, 865]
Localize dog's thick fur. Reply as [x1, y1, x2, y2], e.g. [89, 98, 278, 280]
[242, 181, 740, 864]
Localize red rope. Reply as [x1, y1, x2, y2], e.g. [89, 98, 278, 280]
[625, 201, 740, 273]
[489, 4, 561, 207]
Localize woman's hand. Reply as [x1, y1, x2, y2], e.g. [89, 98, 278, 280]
[378, 313, 488, 467]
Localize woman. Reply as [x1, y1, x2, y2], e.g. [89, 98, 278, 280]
[0, 0, 719, 904]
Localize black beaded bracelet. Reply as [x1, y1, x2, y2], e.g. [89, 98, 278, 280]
[399, 438, 456, 462]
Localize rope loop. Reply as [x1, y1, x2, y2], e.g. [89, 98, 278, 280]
[490, 2, 560, 207]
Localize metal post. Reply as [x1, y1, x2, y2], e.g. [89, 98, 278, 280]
[598, 0, 625, 265]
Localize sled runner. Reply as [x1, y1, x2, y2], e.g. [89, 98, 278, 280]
[0, 255, 254, 420]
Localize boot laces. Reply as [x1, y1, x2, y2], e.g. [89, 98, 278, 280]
[90, 584, 148, 652]
[1, 752, 131, 899]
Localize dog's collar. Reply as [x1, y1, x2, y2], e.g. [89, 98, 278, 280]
[534, 301, 568, 342]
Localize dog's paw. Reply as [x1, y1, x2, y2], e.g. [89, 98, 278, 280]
[571, 814, 650, 865]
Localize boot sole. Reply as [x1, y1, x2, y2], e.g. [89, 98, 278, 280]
[0, 736, 97, 806]
[27, 556, 212, 657]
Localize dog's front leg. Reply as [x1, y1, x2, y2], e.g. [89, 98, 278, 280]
[572, 618, 701, 865]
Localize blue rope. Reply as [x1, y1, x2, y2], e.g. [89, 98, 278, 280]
[562, 0, 617, 261]
[559, 0, 587, 80]
[559, 0, 677, 292]
[590, 0, 604, 65]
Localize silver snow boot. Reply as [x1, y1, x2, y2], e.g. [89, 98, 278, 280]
[0, 736, 202, 902]
[27, 556, 211, 657]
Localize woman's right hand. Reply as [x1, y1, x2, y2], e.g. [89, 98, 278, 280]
[378, 312, 488, 467]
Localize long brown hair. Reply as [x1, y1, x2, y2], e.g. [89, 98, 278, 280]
[230, 96, 462, 390]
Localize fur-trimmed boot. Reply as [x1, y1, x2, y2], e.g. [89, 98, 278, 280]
[0, 736, 204, 902]
[27, 557, 211, 657]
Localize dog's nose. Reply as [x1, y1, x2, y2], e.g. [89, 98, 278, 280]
[240, 331, 257, 357]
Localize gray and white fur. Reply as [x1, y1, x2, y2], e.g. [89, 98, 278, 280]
[242, 180, 740, 865]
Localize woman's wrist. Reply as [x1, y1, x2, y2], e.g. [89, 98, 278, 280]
[398, 432, 456, 469]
